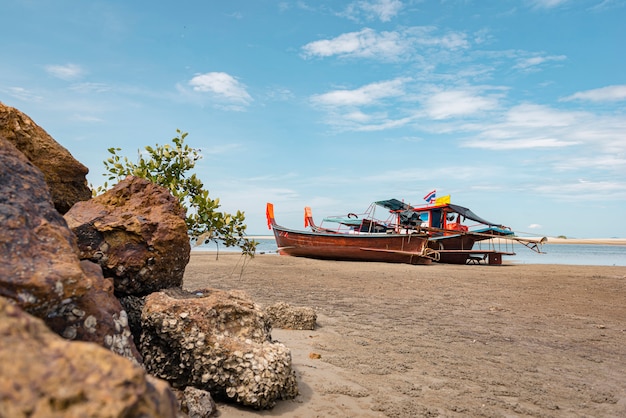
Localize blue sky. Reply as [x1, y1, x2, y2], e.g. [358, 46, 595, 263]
[2, 0, 625, 238]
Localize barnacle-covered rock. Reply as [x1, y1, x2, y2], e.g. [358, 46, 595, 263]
[45, 260, 142, 364]
[265, 301, 317, 330]
[0, 135, 93, 317]
[65, 176, 191, 296]
[0, 296, 177, 418]
[118, 294, 146, 348]
[175, 386, 217, 418]
[140, 288, 298, 409]
[0, 136, 140, 363]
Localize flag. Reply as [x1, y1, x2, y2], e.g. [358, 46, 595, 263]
[435, 194, 451, 205]
[266, 203, 274, 229]
[423, 189, 436, 204]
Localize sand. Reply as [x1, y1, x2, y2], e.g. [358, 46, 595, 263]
[183, 252, 626, 417]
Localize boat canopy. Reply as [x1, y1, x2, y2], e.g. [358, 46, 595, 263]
[322, 217, 363, 226]
[375, 199, 504, 228]
[446, 204, 504, 228]
[375, 198, 411, 212]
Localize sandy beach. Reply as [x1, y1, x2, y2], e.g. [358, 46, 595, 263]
[183, 252, 626, 417]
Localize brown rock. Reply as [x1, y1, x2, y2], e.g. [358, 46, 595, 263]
[45, 260, 143, 364]
[176, 386, 217, 418]
[1, 136, 141, 362]
[65, 176, 191, 295]
[118, 294, 146, 348]
[265, 301, 317, 330]
[0, 102, 91, 214]
[0, 135, 93, 317]
[141, 288, 298, 409]
[0, 296, 178, 418]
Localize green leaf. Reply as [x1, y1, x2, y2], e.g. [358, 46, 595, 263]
[98, 130, 255, 256]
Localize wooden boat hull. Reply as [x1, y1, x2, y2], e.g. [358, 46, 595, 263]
[267, 203, 433, 265]
[272, 225, 432, 265]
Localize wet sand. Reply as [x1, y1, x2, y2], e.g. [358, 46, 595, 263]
[183, 252, 626, 417]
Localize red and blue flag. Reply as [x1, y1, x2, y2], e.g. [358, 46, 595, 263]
[423, 189, 436, 204]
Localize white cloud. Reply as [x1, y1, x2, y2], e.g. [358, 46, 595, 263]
[301, 27, 469, 61]
[528, 0, 571, 9]
[528, 224, 543, 229]
[188, 72, 252, 105]
[70, 114, 104, 123]
[513, 54, 566, 71]
[406, 26, 469, 50]
[553, 154, 626, 172]
[353, 115, 414, 131]
[589, 0, 625, 11]
[342, 0, 403, 22]
[562, 85, 626, 102]
[70, 82, 111, 94]
[533, 179, 626, 201]
[344, 110, 373, 123]
[311, 78, 409, 107]
[302, 28, 409, 60]
[460, 103, 626, 157]
[425, 89, 500, 120]
[309, 78, 416, 131]
[505, 103, 581, 128]
[264, 87, 294, 101]
[45, 63, 84, 80]
[461, 104, 582, 148]
[5, 87, 42, 102]
[464, 137, 578, 150]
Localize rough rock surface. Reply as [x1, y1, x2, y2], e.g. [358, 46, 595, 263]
[45, 260, 143, 364]
[118, 294, 146, 348]
[264, 301, 317, 330]
[141, 288, 298, 409]
[0, 101, 91, 214]
[1, 136, 141, 362]
[65, 176, 191, 295]
[175, 386, 217, 418]
[0, 296, 178, 418]
[0, 136, 93, 317]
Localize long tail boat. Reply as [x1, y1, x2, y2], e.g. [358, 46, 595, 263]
[302, 198, 546, 265]
[266, 203, 437, 265]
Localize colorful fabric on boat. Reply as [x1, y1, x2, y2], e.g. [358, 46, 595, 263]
[423, 190, 436, 204]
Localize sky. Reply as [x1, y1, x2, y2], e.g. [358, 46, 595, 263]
[2, 0, 625, 238]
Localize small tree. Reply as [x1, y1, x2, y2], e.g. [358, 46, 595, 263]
[94, 130, 257, 256]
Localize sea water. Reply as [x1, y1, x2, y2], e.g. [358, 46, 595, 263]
[507, 243, 626, 266]
[193, 237, 626, 267]
[192, 237, 279, 255]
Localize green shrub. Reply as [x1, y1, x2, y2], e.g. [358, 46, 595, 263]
[94, 130, 257, 256]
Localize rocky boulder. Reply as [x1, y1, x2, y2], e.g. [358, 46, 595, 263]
[265, 302, 317, 330]
[65, 176, 191, 296]
[0, 135, 93, 317]
[0, 102, 91, 214]
[45, 260, 143, 364]
[1, 136, 141, 362]
[0, 296, 178, 418]
[176, 386, 217, 418]
[140, 288, 298, 409]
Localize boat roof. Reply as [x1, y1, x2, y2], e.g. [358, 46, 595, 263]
[374, 198, 504, 228]
[322, 217, 363, 226]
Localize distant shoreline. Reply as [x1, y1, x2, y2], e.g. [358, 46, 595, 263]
[508, 237, 626, 246]
[248, 235, 626, 246]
